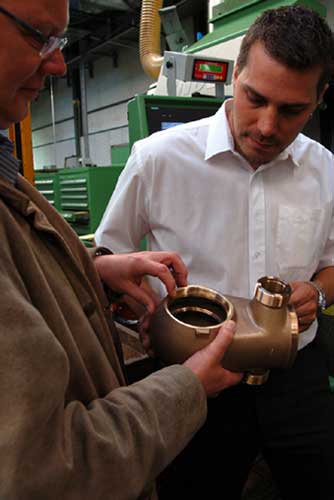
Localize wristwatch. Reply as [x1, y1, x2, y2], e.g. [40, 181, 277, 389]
[309, 281, 327, 314]
[94, 246, 112, 258]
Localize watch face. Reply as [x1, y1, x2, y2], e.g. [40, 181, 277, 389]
[320, 295, 327, 311]
[317, 291, 326, 312]
[310, 282, 326, 312]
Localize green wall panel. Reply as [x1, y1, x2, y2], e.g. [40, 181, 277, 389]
[187, 0, 326, 53]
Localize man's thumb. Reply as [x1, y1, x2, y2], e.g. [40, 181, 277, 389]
[207, 320, 236, 358]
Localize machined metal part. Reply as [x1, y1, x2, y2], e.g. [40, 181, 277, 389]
[149, 276, 299, 385]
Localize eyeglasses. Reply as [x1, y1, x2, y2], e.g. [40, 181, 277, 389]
[0, 5, 68, 59]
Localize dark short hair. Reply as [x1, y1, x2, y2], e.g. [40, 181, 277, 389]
[236, 5, 334, 96]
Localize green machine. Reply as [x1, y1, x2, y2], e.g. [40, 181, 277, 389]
[35, 171, 61, 210]
[111, 144, 130, 169]
[128, 94, 226, 148]
[35, 144, 129, 244]
[128, 32, 236, 147]
[35, 166, 123, 238]
[187, 0, 326, 54]
[58, 166, 123, 236]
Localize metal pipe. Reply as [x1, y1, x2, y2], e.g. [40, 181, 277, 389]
[79, 60, 90, 166]
[49, 76, 57, 167]
[139, 0, 164, 79]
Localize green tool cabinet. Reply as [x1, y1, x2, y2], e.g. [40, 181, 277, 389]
[35, 166, 123, 236]
[35, 171, 61, 210]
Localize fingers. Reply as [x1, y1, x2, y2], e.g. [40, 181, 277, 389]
[206, 320, 236, 359]
[165, 254, 188, 287]
[295, 302, 317, 320]
[123, 282, 157, 314]
[297, 310, 317, 331]
[289, 282, 318, 331]
[100, 251, 188, 309]
[140, 251, 188, 288]
[152, 263, 179, 296]
[289, 281, 317, 307]
[183, 319, 243, 395]
[134, 258, 183, 297]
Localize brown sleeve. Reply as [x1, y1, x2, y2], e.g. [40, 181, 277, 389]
[0, 272, 206, 500]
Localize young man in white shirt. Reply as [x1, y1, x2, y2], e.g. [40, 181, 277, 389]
[96, 5, 334, 499]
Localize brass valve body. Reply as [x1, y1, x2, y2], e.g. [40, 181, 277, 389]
[149, 276, 299, 385]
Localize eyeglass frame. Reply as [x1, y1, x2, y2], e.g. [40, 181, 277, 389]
[0, 5, 68, 58]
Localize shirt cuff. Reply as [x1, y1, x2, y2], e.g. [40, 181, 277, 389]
[92, 246, 123, 303]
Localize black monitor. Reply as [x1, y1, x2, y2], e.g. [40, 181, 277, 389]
[128, 94, 225, 147]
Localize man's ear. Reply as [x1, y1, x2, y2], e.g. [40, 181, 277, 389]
[318, 83, 329, 107]
[233, 64, 239, 83]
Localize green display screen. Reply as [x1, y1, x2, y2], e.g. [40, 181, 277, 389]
[199, 63, 223, 73]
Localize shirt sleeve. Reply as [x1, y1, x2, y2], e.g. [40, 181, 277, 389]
[315, 151, 334, 272]
[316, 203, 334, 272]
[95, 143, 150, 253]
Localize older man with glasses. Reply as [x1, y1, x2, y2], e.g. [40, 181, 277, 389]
[0, 1, 242, 499]
[0, 1, 68, 129]
[0, 5, 68, 56]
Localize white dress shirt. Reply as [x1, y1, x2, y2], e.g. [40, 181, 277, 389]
[96, 101, 334, 349]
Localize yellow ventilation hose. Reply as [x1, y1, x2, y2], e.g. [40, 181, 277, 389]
[140, 0, 164, 79]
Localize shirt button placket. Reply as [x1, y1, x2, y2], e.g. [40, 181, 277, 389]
[249, 172, 266, 295]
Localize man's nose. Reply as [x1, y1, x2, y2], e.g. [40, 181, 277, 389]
[40, 49, 67, 78]
[257, 106, 278, 138]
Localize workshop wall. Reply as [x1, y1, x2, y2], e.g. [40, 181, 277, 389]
[31, 45, 152, 169]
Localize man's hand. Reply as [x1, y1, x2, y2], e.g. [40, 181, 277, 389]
[94, 251, 188, 313]
[289, 281, 318, 332]
[184, 320, 243, 396]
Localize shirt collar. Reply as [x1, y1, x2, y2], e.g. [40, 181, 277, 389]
[205, 99, 301, 168]
[0, 133, 15, 151]
[205, 99, 233, 161]
[0, 133, 20, 185]
[277, 141, 301, 167]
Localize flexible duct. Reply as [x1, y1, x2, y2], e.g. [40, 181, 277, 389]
[140, 0, 164, 79]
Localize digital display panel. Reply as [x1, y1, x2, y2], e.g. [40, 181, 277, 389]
[199, 63, 223, 73]
[193, 59, 228, 82]
[146, 102, 223, 136]
[161, 121, 184, 130]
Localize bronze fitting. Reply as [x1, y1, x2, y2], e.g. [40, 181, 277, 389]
[149, 276, 299, 385]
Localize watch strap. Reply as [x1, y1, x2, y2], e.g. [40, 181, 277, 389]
[94, 246, 113, 258]
[309, 281, 327, 313]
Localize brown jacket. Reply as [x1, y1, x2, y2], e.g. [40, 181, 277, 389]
[0, 176, 206, 500]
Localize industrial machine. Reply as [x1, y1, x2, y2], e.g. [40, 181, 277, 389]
[35, 170, 61, 210]
[128, 39, 234, 145]
[128, 94, 225, 147]
[35, 166, 123, 237]
[35, 141, 129, 242]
